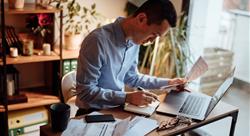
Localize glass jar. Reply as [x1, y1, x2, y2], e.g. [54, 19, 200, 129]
[23, 40, 34, 56]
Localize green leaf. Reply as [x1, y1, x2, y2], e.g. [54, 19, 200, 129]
[83, 7, 88, 14]
[91, 3, 96, 9]
[76, 3, 80, 12]
[91, 11, 96, 15]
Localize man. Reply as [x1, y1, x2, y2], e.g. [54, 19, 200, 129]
[76, 0, 186, 116]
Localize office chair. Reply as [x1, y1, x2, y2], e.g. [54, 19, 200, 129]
[61, 70, 77, 103]
[61, 70, 78, 117]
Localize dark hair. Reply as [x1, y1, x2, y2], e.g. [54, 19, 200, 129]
[133, 0, 177, 27]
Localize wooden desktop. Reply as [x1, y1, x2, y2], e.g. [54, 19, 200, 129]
[40, 94, 238, 136]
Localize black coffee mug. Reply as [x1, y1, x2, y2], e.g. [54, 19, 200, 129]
[50, 103, 70, 132]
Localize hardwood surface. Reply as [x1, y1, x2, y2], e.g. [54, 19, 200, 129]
[4, 3, 60, 14]
[40, 93, 238, 136]
[0, 50, 60, 65]
[54, 49, 80, 60]
[0, 91, 60, 112]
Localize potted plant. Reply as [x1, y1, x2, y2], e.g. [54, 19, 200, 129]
[139, 13, 192, 78]
[25, 13, 53, 49]
[50, 0, 102, 50]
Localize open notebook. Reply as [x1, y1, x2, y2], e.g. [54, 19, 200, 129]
[124, 100, 160, 116]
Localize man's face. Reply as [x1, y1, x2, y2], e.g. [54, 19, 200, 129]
[132, 13, 170, 45]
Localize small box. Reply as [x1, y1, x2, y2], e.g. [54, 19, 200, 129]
[70, 59, 78, 71]
[63, 60, 71, 75]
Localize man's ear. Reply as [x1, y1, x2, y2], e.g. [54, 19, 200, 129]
[135, 13, 147, 24]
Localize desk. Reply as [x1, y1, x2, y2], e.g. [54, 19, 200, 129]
[40, 101, 238, 136]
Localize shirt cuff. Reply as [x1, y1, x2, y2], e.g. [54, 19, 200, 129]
[156, 77, 169, 87]
[113, 91, 126, 105]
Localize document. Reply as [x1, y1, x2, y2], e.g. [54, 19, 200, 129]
[185, 56, 208, 82]
[125, 116, 158, 136]
[161, 56, 208, 90]
[62, 119, 86, 136]
[112, 117, 131, 136]
[62, 112, 131, 136]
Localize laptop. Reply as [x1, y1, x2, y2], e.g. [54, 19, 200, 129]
[156, 68, 235, 121]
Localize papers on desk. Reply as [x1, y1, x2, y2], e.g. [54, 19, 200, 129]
[62, 112, 158, 136]
[125, 116, 158, 136]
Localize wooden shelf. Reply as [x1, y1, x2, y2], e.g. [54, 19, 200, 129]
[55, 49, 80, 60]
[0, 105, 5, 112]
[5, 3, 60, 14]
[62, 49, 79, 59]
[6, 91, 60, 111]
[0, 50, 60, 65]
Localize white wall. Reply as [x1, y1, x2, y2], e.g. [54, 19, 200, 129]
[79, 0, 127, 19]
[187, 0, 209, 58]
[188, 0, 250, 83]
[230, 12, 250, 82]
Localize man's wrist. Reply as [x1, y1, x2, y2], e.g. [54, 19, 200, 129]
[125, 92, 132, 103]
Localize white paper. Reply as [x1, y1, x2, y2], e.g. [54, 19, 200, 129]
[62, 112, 131, 136]
[62, 119, 86, 136]
[62, 112, 158, 136]
[112, 117, 131, 136]
[159, 57, 208, 93]
[83, 122, 115, 136]
[185, 56, 208, 81]
[125, 116, 158, 136]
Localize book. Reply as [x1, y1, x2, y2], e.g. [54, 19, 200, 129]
[124, 100, 160, 116]
[63, 60, 71, 75]
[8, 106, 48, 129]
[70, 59, 77, 71]
[9, 121, 47, 136]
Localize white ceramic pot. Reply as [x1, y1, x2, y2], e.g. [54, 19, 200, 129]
[64, 34, 83, 50]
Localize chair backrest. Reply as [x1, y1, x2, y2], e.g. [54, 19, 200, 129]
[61, 71, 77, 103]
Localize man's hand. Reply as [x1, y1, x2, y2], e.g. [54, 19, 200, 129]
[168, 78, 187, 92]
[168, 78, 187, 85]
[125, 90, 158, 106]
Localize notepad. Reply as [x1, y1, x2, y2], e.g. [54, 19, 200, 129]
[124, 100, 160, 116]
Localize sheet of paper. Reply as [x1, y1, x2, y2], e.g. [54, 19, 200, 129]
[62, 119, 86, 136]
[124, 116, 158, 136]
[83, 122, 115, 136]
[185, 56, 208, 81]
[112, 117, 131, 136]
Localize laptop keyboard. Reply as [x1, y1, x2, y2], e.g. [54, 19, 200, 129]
[179, 95, 204, 116]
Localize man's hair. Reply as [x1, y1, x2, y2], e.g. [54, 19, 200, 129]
[133, 0, 177, 27]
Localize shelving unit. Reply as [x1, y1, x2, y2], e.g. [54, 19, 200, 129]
[55, 49, 80, 60]
[7, 91, 60, 111]
[0, 105, 5, 112]
[4, 3, 60, 14]
[0, 2, 63, 135]
[0, 50, 60, 65]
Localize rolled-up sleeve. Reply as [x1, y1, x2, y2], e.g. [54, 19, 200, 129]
[76, 34, 126, 109]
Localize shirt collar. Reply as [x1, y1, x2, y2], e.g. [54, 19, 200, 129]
[113, 17, 134, 48]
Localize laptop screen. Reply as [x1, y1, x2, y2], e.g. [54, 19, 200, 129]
[205, 68, 235, 116]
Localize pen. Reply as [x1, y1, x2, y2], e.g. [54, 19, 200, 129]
[137, 86, 159, 101]
[137, 86, 145, 91]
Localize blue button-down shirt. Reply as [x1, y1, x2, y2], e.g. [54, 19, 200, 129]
[76, 17, 169, 109]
